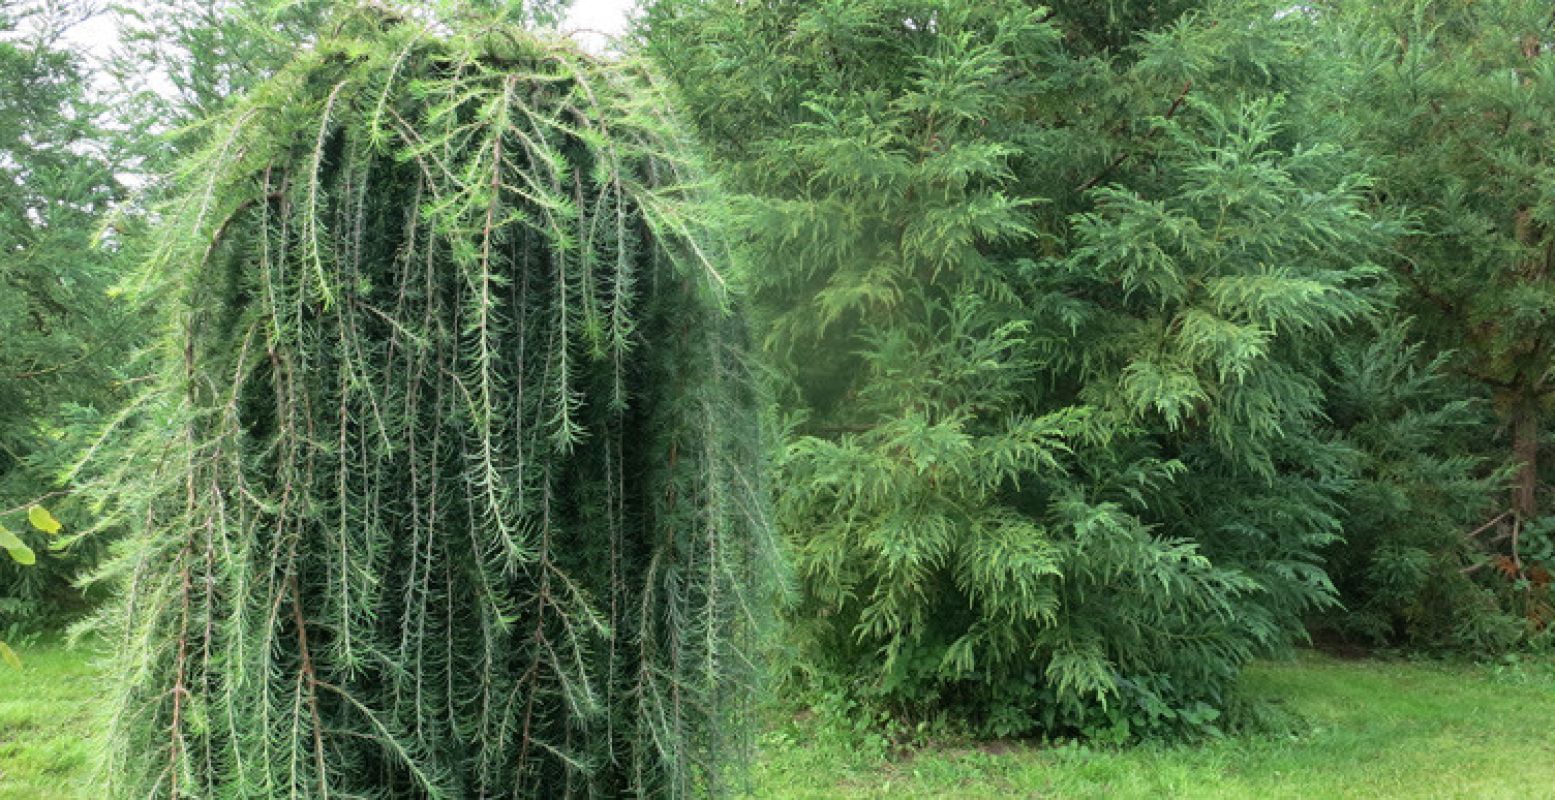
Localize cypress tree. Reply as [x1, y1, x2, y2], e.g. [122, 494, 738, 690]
[94, 10, 772, 797]
[648, 0, 1387, 739]
[1315, 323, 1514, 650]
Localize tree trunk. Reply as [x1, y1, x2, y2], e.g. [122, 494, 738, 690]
[1512, 397, 1540, 520]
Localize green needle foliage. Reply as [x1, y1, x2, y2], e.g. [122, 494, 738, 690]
[1312, 0, 1555, 641]
[92, 9, 772, 798]
[1316, 323, 1514, 651]
[649, 0, 1389, 740]
[0, 1, 134, 628]
[1325, 0, 1555, 524]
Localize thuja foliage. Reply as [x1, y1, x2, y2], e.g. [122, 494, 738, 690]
[94, 10, 772, 798]
[648, 0, 1388, 739]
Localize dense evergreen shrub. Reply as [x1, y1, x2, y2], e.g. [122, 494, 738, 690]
[648, 0, 1389, 740]
[93, 11, 772, 797]
[1314, 0, 1555, 644]
[1323, 0, 1555, 525]
[1316, 325, 1516, 651]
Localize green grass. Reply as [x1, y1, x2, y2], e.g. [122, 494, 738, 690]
[2, 644, 1553, 798]
[0, 638, 105, 800]
[751, 652, 1555, 799]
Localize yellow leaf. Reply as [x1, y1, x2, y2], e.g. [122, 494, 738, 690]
[6, 544, 36, 566]
[0, 642, 19, 670]
[27, 505, 62, 535]
[1, 524, 36, 564]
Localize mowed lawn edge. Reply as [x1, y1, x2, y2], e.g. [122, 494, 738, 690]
[0, 639, 105, 800]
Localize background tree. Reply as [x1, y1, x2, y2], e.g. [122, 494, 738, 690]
[1303, 0, 1555, 641]
[107, 0, 570, 131]
[649, 0, 1390, 739]
[0, 0, 135, 630]
[103, 1, 574, 195]
[94, 9, 772, 797]
[102, 0, 337, 192]
[1326, 0, 1555, 526]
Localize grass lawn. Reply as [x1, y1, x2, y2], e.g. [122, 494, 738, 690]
[751, 652, 1555, 799]
[2, 643, 1552, 798]
[0, 638, 105, 800]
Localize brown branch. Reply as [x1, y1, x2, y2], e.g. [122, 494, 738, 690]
[0, 490, 72, 518]
[198, 191, 287, 272]
[169, 542, 192, 799]
[1466, 510, 1513, 539]
[169, 454, 198, 799]
[1462, 510, 1517, 574]
[1511, 516, 1524, 577]
[1076, 80, 1193, 193]
[289, 574, 330, 796]
[1392, 259, 1460, 320]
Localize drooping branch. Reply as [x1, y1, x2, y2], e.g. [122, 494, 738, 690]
[98, 12, 771, 799]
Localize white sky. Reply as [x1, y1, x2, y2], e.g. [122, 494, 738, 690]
[561, 0, 638, 51]
[57, 0, 639, 65]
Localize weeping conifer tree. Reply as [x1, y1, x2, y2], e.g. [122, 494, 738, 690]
[92, 9, 771, 798]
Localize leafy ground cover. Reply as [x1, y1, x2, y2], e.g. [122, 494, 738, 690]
[2, 644, 1552, 798]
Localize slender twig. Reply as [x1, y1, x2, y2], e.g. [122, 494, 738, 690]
[1076, 80, 1193, 193]
[289, 574, 330, 798]
[1466, 510, 1513, 539]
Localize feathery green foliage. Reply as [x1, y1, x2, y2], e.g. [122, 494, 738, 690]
[92, 10, 772, 797]
[648, 0, 1389, 740]
[1324, 0, 1555, 518]
[107, 1, 569, 130]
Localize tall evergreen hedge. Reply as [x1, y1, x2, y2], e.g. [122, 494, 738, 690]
[1303, 0, 1555, 646]
[95, 11, 771, 798]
